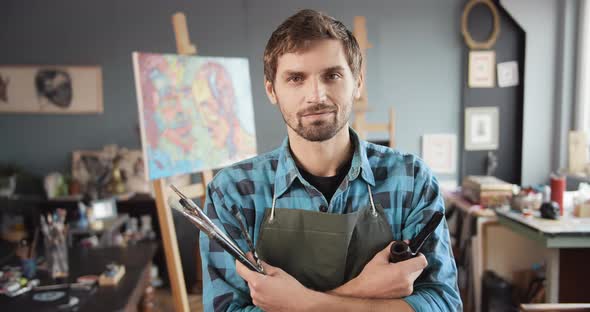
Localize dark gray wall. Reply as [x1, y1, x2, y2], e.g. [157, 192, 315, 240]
[0, 0, 464, 182]
[0, 0, 576, 186]
[0, 0, 249, 175]
[460, 1, 525, 185]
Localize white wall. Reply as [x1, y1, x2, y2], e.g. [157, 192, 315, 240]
[502, 0, 584, 184]
[502, 0, 560, 185]
[576, 0, 590, 135]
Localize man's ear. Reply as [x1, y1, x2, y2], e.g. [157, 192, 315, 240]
[265, 79, 278, 105]
[354, 72, 364, 100]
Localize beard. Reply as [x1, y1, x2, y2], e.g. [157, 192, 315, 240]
[278, 99, 352, 142]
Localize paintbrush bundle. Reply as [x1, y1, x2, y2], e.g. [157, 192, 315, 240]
[169, 185, 264, 274]
[40, 209, 69, 278]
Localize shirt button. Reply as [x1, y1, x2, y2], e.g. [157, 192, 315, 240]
[320, 205, 328, 212]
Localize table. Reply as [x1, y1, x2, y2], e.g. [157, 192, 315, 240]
[0, 242, 157, 311]
[496, 210, 590, 303]
[495, 210, 590, 248]
[444, 191, 497, 312]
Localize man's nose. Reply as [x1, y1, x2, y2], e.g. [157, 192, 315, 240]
[306, 77, 327, 103]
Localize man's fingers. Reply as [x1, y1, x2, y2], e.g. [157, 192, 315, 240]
[415, 253, 428, 267]
[236, 259, 259, 283]
[237, 253, 279, 277]
[260, 260, 280, 275]
[409, 269, 424, 281]
[378, 242, 394, 258]
[244, 251, 270, 274]
[261, 260, 272, 273]
[245, 252, 255, 263]
[397, 253, 428, 272]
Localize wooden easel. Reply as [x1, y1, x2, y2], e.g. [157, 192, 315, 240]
[151, 12, 213, 312]
[351, 16, 396, 147]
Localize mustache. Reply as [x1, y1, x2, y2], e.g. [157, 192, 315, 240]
[297, 104, 337, 117]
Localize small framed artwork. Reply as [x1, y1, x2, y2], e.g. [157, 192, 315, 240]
[464, 107, 499, 151]
[468, 51, 495, 88]
[497, 61, 519, 87]
[72, 146, 150, 196]
[422, 134, 457, 174]
[568, 131, 589, 174]
[0, 65, 103, 114]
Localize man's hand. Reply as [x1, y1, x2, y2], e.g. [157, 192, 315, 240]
[236, 253, 315, 312]
[330, 241, 427, 299]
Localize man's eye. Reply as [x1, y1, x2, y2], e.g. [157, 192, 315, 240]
[326, 73, 342, 80]
[287, 76, 303, 83]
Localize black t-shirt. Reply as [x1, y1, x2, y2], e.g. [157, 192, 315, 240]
[298, 157, 352, 204]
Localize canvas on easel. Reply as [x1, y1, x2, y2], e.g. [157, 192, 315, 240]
[133, 53, 256, 180]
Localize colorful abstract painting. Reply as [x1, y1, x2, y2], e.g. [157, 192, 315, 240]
[132, 52, 257, 180]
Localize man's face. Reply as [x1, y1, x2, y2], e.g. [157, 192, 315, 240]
[265, 39, 362, 142]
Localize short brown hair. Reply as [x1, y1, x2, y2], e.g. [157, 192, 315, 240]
[263, 9, 362, 84]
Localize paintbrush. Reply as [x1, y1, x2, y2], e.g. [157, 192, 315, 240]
[231, 209, 264, 274]
[169, 184, 265, 274]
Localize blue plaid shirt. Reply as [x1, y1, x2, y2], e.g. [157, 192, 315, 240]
[200, 129, 461, 312]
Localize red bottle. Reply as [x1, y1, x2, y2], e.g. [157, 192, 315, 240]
[550, 174, 566, 216]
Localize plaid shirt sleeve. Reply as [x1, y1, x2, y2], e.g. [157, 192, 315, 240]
[199, 180, 263, 312]
[402, 159, 463, 312]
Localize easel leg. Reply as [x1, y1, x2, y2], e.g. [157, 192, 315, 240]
[153, 179, 190, 312]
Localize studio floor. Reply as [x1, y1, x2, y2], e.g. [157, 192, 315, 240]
[154, 288, 203, 312]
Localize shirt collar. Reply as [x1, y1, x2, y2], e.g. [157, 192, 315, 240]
[273, 127, 375, 198]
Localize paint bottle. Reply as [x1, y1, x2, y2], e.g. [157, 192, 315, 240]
[550, 174, 566, 216]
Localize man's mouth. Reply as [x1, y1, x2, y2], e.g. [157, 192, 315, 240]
[302, 110, 334, 117]
[299, 104, 337, 118]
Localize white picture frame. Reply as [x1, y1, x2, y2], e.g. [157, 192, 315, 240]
[422, 134, 457, 174]
[497, 61, 519, 87]
[465, 107, 499, 151]
[468, 51, 495, 88]
[0, 65, 103, 114]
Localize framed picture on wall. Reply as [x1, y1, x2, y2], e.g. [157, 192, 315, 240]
[497, 61, 519, 87]
[465, 107, 499, 151]
[0, 65, 103, 114]
[72, 145, 150, 197]
[468, 51, 495, 88]
[422, 134, 457, 174]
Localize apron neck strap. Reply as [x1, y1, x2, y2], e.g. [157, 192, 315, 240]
[270, 194, 277, 221]
[270, 183, 377, 220]
[367, 184, 377, 216]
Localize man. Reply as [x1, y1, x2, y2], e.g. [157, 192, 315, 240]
[200, 9, 462, 312]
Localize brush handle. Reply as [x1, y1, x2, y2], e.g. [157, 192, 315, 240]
[409, 211, 444, 253]
[210, 231, 264, 274]
[173, 201, 265, 274]
[390, 211, 444, 263]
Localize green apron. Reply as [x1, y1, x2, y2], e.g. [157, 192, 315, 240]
[256, 185, 394, 291]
